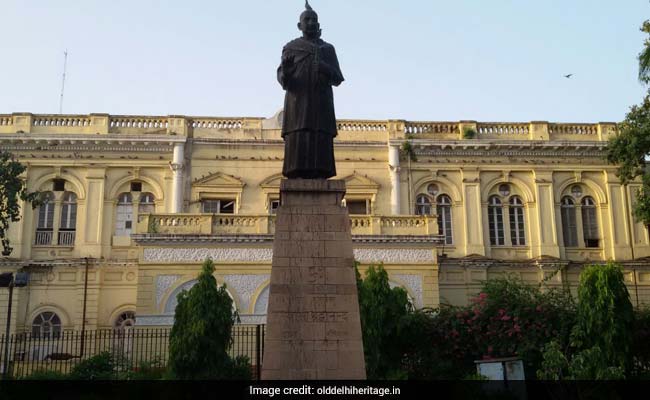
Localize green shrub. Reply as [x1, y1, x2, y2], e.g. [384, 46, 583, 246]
[120, 358, 166, 380]
[168, 258, 244, 379]
[631, 307, 650, 378]
[462, 127, 477, 139]
[229, 355, 253, 380]
[21, 369, 69, 380]
[356, 263, 412, 379]
[69, 352, 114, 380]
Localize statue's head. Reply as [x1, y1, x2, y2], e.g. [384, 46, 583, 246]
[298, 1, 320, 39]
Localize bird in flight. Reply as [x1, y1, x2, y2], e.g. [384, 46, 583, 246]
[564, 74, 573, 79]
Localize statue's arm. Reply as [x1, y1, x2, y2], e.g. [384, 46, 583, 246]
[277, 48, 296, 90]
[319, 46, 344, 87]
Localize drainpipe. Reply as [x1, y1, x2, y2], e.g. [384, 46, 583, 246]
[80, 257, 89, 357]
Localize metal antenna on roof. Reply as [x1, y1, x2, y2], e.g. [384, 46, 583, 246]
[59, 50, 68, 114]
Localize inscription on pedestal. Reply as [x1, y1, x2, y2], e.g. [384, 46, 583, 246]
[262, 179, 366, 380]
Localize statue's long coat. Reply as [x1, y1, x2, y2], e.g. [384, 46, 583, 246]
[277, 37, 344, 179]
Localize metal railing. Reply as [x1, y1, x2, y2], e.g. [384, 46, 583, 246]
[1, 325, 265, 380]
[34, 230, 53, 246]
[57, 231, 76, 246]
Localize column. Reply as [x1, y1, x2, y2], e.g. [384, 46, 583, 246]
[388, 144, 401, 215]
[171, 142, 185, 213]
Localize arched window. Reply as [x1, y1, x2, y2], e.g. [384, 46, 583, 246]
[415, 194, 432, 216]
[58, 192, 77, 246]
[115, 193, 133, 237]
[561, 196, 578, 247]
[32, 311, 62, 338]
[114, 311, 136, 330]
[509, 196, 526, 246]
[582, 196, 599, 248]
[488, 196, 505, 246]
[436, 195, 453, 245]
[138, 192, 155, 221]
[35, 192, 55, 245]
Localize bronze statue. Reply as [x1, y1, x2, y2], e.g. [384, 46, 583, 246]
[278, 1, 344, 179]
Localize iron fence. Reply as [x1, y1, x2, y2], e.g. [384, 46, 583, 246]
[0, 324, 265, 380]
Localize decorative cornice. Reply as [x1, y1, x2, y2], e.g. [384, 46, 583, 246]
[191, 138, 388, 147]
[406, 140, 607, 158]
[0, 134, 183, 153]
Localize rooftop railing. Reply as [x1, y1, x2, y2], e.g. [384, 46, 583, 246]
[0, 113, 617, 142]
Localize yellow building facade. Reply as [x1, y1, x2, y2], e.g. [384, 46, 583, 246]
[1, 112, 649, 335]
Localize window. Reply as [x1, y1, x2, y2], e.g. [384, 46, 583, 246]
[138, 192, 155, 221]
[114, 311, 136, 330]
[32, 312, 62, 338]
[53, 179, 65, 192]
[35, 192, 54, 246]
[415, 195, 431, 215]
[58, 192, 77, 246]
[427, 184, 439, 196]
[498, 184, 511, 197]
[509, 196, 526, 246]
[269, 199, 280, 215]
[571, 185, 583, 199]
[488, 196, 505, 246]
[437, 195, 453, 245]
[130, 182, 142, 192]
[582, 196, 599, 248]
[202, 199, 235, 214]
[561, 196, 578, 247]
[115, 193, 133, 236]
[347, 200, 369, 215]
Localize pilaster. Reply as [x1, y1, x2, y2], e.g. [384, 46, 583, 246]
[461, 169, 485, 256]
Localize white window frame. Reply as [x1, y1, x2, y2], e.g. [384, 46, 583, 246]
[415, 194, 432, 216]
[436, 194, 453, 245]
[508, 196, 526, 246]
[488, 195, 505, 246]
[115, 192, 134, 237]
[201, 198, 236, 214]
[32, 311, 62, 339]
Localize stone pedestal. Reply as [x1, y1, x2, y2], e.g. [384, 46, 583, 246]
[262, 179, 366, 380]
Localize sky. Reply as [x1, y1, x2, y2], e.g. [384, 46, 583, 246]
[0, 0, 648, 123]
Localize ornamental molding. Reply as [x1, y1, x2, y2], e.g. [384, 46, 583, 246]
[254, 285, 270, 315]
[143, 247, 273, 263]
[164, 280, 198, 313]
[392, 274, 424, 308]
[155, 275, 182, 307]
[353, 248, 434, 263]
[223, 274, 270, 313]
[240, 314, 267, 325]
[142, 246, 436, 264]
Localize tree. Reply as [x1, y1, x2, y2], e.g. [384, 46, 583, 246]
[168, 258, 250, 379]
[356, 262, 412, 379]
[638, 20, 650, 84]
[537, 263, 633, 380]
[607, 20, 650, 224]
[0, 151, 40, 256]
[572, 263, 634, 370]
